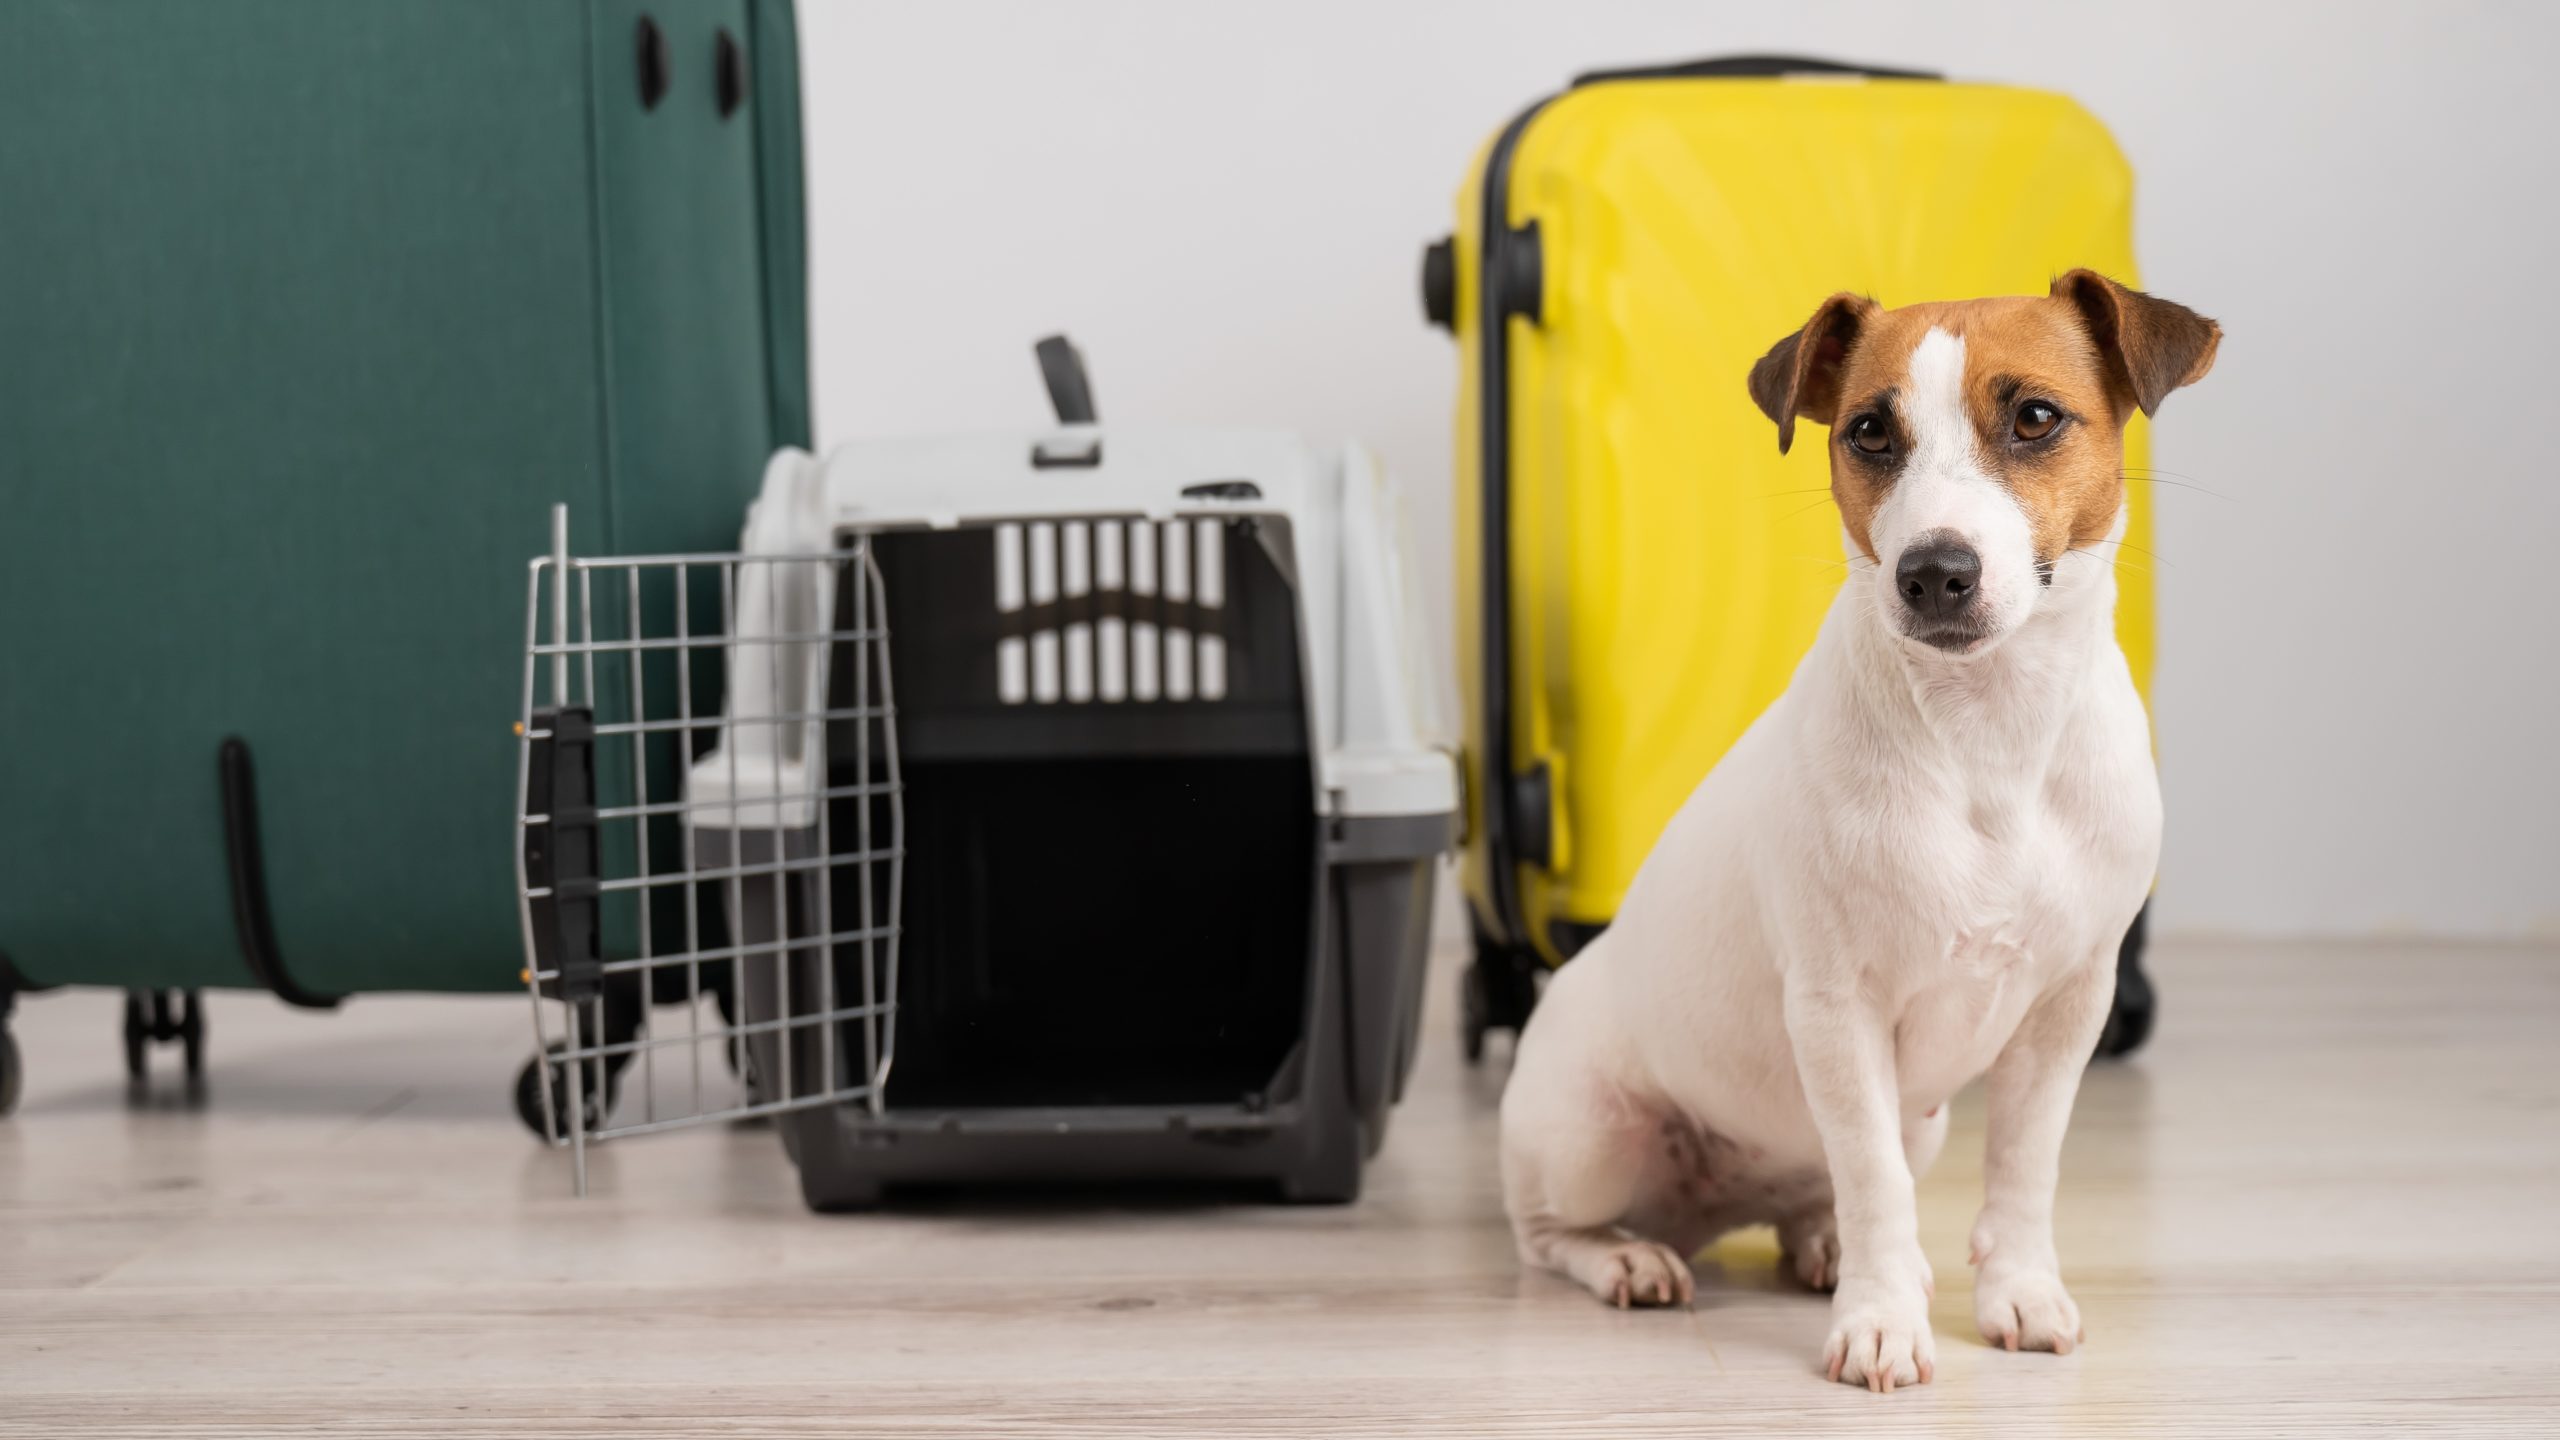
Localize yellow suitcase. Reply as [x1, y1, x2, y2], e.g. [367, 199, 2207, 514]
[1422, 56, 2161, 1061]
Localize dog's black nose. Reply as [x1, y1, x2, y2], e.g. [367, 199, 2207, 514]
[1897, 539, 1982, 618]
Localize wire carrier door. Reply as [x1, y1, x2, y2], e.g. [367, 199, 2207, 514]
[513, 513, 903, 1194]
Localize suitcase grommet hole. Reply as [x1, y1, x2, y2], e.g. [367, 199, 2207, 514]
[715, 29, 747, 119]
[636, 15, 670, 111]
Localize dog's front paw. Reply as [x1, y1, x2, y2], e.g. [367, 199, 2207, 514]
[1974, 1266, 2083, 1355]
[1821, 1281, 1936, 1393]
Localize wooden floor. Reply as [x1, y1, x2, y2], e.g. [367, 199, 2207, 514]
[4, 938, 2557, 1436]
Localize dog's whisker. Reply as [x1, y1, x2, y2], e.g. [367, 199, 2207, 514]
[2070, 543, 2152, 567]
[1807, 551, 1880, 575]
[2119, 469, 2233, 501]
[2071, 539, 2174, 571]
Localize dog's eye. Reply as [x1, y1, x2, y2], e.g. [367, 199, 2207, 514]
[2014, 401, 2061, 441]
[1846, 415, 1893, 455]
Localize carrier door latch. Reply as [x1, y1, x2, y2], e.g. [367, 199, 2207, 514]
[522, 706, 604, 1003]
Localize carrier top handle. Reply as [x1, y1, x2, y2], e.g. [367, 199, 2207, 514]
[1034, 335, 1098, 425]
[1031, 335, 1103, 468]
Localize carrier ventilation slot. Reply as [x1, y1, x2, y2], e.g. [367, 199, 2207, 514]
[993, 519, 1227, 705]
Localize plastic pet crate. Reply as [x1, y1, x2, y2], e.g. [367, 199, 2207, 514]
[515, 371, 1457, 1207]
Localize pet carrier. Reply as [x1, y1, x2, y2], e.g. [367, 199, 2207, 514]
[1421, 56, 2165, 1063]
[516, 344, 1459, 1205]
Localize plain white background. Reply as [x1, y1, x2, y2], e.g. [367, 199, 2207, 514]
[797, 1, 2558, 941]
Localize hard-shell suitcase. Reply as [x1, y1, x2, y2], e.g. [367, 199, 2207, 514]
[0, 0, 811, 1102]
[1421, 57, 2163, 1061]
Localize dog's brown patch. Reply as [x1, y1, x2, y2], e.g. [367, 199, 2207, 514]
[1745, 291, 1876, 457]
[1748, 273, 2221, 564]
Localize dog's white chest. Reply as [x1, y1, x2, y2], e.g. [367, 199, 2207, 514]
[1950, 922, 2033, 977]
[1894, 915, 2045, 1098]
[1889, 797, 2128, 1105]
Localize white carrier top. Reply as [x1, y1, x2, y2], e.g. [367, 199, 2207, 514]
[689, 428, 1458, 829]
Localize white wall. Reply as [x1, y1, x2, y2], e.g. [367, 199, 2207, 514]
[798, 0, 2559, 940]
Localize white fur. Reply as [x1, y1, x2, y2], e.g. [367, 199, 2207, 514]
[1868, 330, 2041, 649]
[1498, 326, 2162, 1393]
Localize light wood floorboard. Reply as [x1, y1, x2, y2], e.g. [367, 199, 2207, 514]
[3, 939, 2555, 1436]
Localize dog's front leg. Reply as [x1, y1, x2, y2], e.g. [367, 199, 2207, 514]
[1783, 974, 1935, 1392]
[1969, 950, 2115, 1355]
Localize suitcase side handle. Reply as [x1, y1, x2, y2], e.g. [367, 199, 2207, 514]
[1572, 54, 1941, 86]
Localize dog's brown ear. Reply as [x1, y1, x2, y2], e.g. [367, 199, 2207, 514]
[2053, 269, 2221, 419]
[1747, 293, 1876, 454]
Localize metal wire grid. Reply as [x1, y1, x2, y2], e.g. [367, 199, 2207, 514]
[514, 509, 902, 1194]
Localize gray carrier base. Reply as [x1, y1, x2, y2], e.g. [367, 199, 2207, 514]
[736, 811, 1445, 1207]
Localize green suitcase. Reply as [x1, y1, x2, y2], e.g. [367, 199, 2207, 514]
[0, 0, 810, 1101]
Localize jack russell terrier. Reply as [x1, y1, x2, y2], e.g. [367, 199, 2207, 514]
[1499, 271, 2220, 1392]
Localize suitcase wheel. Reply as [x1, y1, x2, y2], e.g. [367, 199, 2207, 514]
[2095, 961, 2157, 1058]
[1460, 961, 1491, 1064]
[515, 1042, 630, 1142]
[1460, 930, 1542, 1066]
[2094, 902, 2157, 1059]
[121, 989, 205, 1087]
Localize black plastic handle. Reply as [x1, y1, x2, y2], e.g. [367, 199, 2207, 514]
[1573, 54, 1940, 86]
[1420, 236, 1457, 331]
[635, 15, 670, 110]
[715, 28, 747, 119]
[1034, 334, 1098, 425]
[217, 737, 344, 1010]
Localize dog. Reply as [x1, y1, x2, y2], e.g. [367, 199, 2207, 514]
[1497, 271, 2219, 1392]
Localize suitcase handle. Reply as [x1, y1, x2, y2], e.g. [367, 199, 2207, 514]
[1572, 54, 1940, 86]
